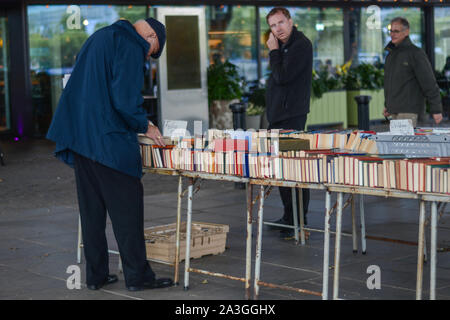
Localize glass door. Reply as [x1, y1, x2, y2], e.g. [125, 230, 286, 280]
[157, 7, 209, 133]
[0, 16, 10, 132]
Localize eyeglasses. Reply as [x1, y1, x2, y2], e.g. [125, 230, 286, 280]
[389, 29, 405, 34]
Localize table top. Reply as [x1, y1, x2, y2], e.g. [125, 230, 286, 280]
[143, 167, 450, 201]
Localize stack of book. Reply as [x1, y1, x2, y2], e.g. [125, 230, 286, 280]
[138, 130, 450, 194]
[381, 157, 450, 193]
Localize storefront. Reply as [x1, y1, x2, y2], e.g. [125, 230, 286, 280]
[0, 11, 10, 133]
[0, 0, 449, 137]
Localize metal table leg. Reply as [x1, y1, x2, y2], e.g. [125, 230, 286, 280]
[351, 195, 358, 253]
[298, 188, 305, 245]
[333, 192, 343, 300]
[292, 188, 299, 243]
[184, 178, 194, 291]
[359, 195, 367, 255]
[245, 183, 253, 300]
[416, 199, 426, 300]
[424, 227, 428, 264]
[77, 215, 82, 264]
[430, 201, 438, 300]
[174, 175, 183, 286]
[322, 191, 331, 300]
[254, 185, 265, 300]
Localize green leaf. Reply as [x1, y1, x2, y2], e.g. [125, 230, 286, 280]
[207, 60, 243, 105]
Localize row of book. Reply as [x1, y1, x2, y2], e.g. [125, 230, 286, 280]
[140, 140, 450, 195]
[139, 129, 378, 154]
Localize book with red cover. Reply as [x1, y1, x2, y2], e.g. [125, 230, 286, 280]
[213, 138, 249, 152]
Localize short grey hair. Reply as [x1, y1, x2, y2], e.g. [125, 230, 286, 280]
[390, 17, 410, 30]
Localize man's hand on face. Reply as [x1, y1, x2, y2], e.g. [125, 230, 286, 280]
[145, 122, 166, 146]
[433, 113, 443, 125]
[146, 34, 159, 60]
[266, 32, 279, 51]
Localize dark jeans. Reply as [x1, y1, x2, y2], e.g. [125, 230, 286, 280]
[73, 153, 155, 287]
[269, 115, 310, 225]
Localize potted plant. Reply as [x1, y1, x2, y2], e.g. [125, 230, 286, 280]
[245, 87, 266, 129]
[306, 64, 348, 129]
[245, 103, 265, 129]
[342, 62, 385, 127]
[311, 66, 342, 100]
[207, 60, 242, 129]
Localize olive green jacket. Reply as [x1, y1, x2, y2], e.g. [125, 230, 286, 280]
[384, 37, 442, 115]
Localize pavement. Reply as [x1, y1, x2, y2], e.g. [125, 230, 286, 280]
[0, 130, 450, 301]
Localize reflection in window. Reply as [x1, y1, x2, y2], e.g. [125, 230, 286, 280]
[435, 7, 450, 73]
[166, 15, 201, 90]
[0, 17, 10, 131]
[27, 5, 147, 135]
[355, 7, 423, 66]
[206, 6, 257, 81]
[259, 7, 344, 77]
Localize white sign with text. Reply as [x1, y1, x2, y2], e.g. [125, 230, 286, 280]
[389, 119, 415, 136]
[163, 120, 188, 138]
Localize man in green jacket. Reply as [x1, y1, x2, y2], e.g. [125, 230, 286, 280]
[383, 17, 443, 127]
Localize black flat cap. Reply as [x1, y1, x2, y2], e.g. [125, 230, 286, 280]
[145, 18, 166, 59]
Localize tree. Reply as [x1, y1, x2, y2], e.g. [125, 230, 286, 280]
[115, 6, 147, 24]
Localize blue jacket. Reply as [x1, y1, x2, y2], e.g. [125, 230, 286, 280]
[46, 20, 150, 178]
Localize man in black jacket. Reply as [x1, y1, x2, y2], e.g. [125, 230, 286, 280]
[383, 17, 442, 126]
[265, 7, 313, 238]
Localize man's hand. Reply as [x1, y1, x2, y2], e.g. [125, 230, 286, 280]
[383, 108, 390, 118]
[145, 122, 166, 146]
[432, 113, 443, 125]
[266, 32, 279, 51]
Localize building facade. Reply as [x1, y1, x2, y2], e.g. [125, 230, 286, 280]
[0, 0, 449, 136]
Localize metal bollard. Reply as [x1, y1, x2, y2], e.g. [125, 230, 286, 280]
[354, 95, 371, 131]
[229, 102, 247, 189]
[229, 102, 247, 130]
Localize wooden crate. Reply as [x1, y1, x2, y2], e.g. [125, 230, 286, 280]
[144, 221, 229, 264]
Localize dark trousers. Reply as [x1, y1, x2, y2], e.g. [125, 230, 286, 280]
[269, 115, 310, 225]
[73, 153, 155, 287]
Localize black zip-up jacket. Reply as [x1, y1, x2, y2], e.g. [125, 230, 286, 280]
[266, 26, 313, 125]
[384, 36, 442, 115]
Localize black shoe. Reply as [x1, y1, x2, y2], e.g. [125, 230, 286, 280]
[87, 274, 118, 290]
[266, 218, 292, 230]
[279, 229, 295, 239]
[279, 229, 310, 240]
[127, 278, 173, 291]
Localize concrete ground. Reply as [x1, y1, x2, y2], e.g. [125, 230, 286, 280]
[0, 133, 449, 301]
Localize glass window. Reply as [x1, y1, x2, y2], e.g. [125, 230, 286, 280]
[206, 5, 257, 82]
[355, 6, 423, 66]
[435, 7, 450, 74]
[259, 7, 344, 78]
[0, 16, 10, 132]
[27, 5, 148, 135]
[166, 15, 201, 90]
